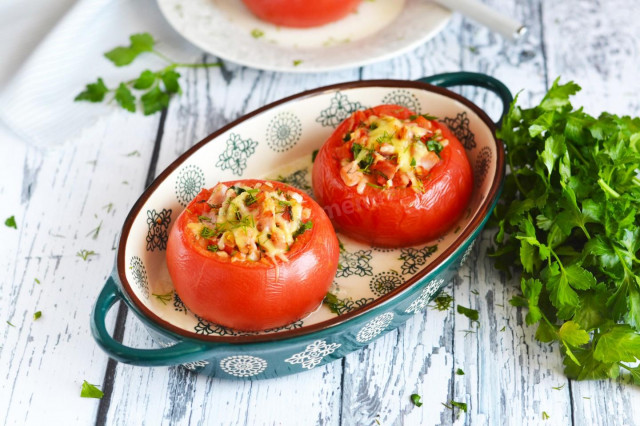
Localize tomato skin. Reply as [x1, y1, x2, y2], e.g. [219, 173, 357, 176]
[312, 105, 473, 247]
[242, 0, 362, 28]
[166, 179, 339, 331]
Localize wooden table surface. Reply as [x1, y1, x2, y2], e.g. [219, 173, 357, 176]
[2, 1, 640, 425]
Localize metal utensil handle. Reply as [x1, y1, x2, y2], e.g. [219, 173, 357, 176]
[434, 0, 527, 40]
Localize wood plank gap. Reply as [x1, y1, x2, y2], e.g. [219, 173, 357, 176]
[538, 1, 550, 90]
[568, 379, 576, 426]
[338, 357, 346, 426]
[94, 107, 169, 426]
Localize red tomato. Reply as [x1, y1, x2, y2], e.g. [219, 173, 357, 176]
[166, 179, 340, 331]
[312, 105, 473, 247]
[242, 0, 362, 28]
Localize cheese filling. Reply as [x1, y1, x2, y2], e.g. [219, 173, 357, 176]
[188, 182, 312, 262]
[339, 114, 449, 194]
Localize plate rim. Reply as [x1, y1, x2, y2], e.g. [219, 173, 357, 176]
[116, 79, 505, 343]
[155, 0, 452, 73]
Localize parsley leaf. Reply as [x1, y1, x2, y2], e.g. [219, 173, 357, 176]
[75, 78, 108, 102]
[114, 83, 136, 112]
[5, 215, 17, 229]
[410, 394, 423, 407]
[105, 33, 155, 66]
[456, 305, 479, 322]
[80, 381, 104, 399]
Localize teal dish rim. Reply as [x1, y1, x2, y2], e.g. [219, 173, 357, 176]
[91, 72, 511, 366]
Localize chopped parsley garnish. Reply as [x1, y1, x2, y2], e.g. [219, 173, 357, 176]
[456, 368, 465, 375]
[343, 133, 351, 142]
[410, 394, 423, 407]
[369, 122, 379, 130]
[33, 311, 42, 320]
[5, 216, 17, 229]
[426, 139, 443, 156]
[552, 384, 565, 390]
[323, 292, 344, 314]
[409, 113, 438, 121]
[366, 182, 385, 190]
[7, 321, 15, 327]
[125, 150, 140, 157]
[432, 293, 454, 311]
[457, 305, 479, 322]
[375, 131, 392, 144]
[103, 202, 114, 213]
[80, 381, 104, 399]
[293, 60, 303, 66]
[207, 245, 219, 252]
[442, 400, 468, 415]
[77, 250, 97, 261]
[312, 149, 319, 162]
[542, 411, 550, 420]
[200, 226, 215, 239]
[293, 221, 313, 238]
[410, 157, 416, 167]
[34, 278, 41, 284]
[152, 291, 173, 305]
[251, 29, 264, 38]
[198, 215, 212, 222]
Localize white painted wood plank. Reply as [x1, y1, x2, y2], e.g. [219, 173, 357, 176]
[0, 111, 161, 425]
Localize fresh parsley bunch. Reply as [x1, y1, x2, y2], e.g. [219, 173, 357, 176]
[75, 33, 220, 115]
[492, 79, 640, 383]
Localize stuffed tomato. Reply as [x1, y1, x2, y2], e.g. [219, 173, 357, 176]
[166, 179, 339, 331]
[241, 0, 362, 28]
[312, 105, 473, 247]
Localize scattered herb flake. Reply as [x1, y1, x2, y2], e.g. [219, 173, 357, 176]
[432, 293, 454, 311]
[410, 394, 423, 407]
[293, 59, 303, 66]
[500, 326, 506, 332]
[125, 150, 141, 157]
[312, 149, 319, 163]
[5, 216, 17, 229]
[7, 321, 15, 327]
[542, 411, 550, 420]
[456, 368, 465, 375]
[251, 29, 264, 38]
[86, 221, 103, 240]
[206, 245, 219, 252]
[80, 381, 104, 399]
[103, 203, 114, 213]
[152, 291, 173, 305]
[33, 311, 42, 320]
[76, 250, 97, 261]
[471, 289, 479, 295]
[457, 305, 479, 322]
[552, 383, 565, 390]
[34, 278, 41, 285]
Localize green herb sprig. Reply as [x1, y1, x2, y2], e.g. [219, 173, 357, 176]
[491, 78, 640, 383]
[75, 33, 221, 115]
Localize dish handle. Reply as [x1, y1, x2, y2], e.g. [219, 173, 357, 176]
[417, 72, 513, 126]
[91, 276, 208, 366]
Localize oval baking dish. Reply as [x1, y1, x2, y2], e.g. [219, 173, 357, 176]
[91, 72, 511, 379]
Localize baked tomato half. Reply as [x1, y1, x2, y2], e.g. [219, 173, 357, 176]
[166, 179, 339, 331]
[241, 0, 362, 28]
[312, 104, 473, 247]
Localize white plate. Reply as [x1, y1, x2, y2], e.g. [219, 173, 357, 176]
[156, 0, 452, 72]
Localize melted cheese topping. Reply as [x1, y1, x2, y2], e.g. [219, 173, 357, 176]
[188, 182, 312, 262]
[339, 114, 449, 193]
